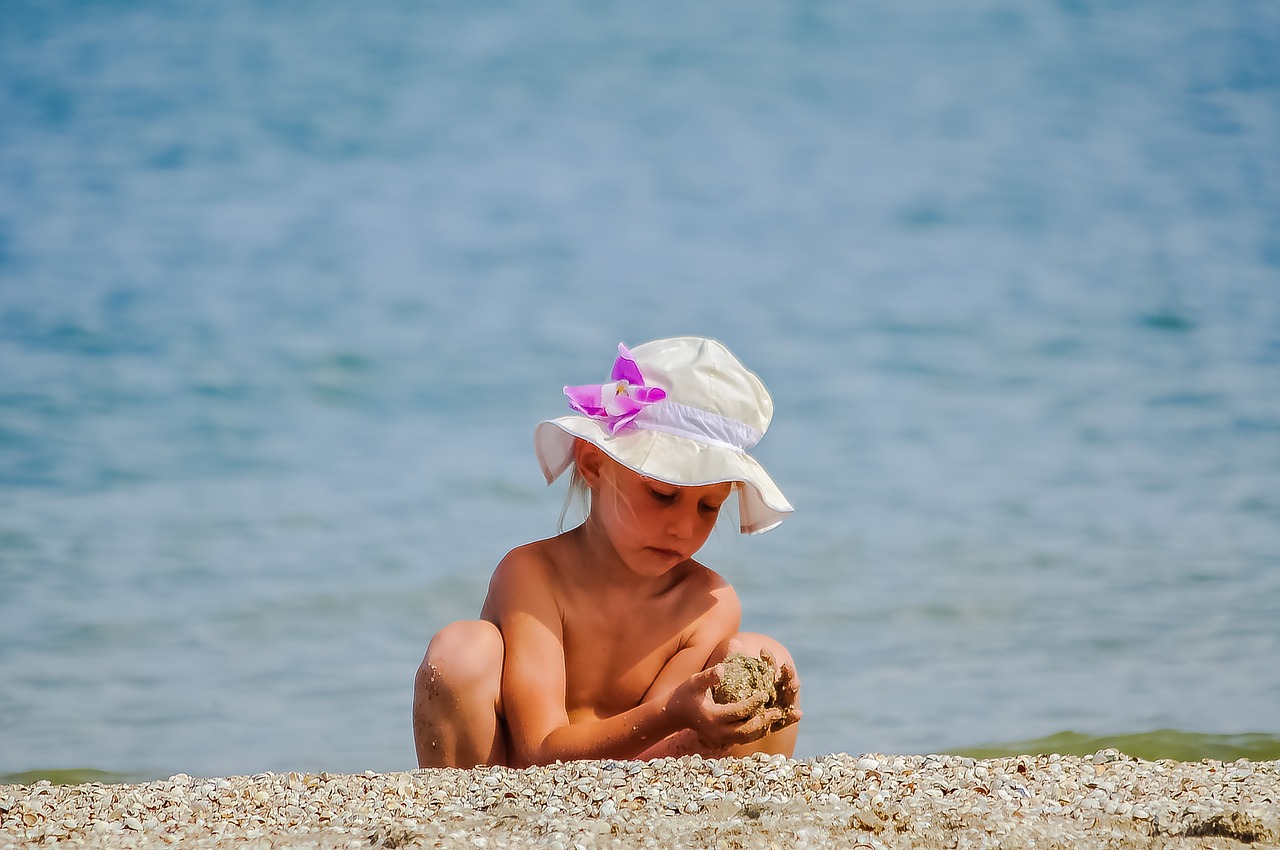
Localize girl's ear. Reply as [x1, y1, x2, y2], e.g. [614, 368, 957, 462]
[573, 439, 606, 489]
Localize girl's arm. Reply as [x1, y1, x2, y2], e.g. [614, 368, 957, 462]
[488, 553, 773, 767]
[633, 582, 799, 759]
[640, 578, 743, 701]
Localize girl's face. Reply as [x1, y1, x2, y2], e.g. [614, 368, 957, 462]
[581, 445, 733, 576]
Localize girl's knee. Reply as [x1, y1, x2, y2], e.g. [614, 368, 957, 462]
[417, 620, 504, 699]
[716, 631, 796, 670]
[414, 621, 507, 768]
[723, 632, 802, 758]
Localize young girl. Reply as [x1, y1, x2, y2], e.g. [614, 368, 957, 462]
[413, 337, 802, 768]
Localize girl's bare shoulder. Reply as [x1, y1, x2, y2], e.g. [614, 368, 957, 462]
[679, 557, 735, 593]
[487, 531, 592, 602]
[481, 540, 570, 628]
[665, 559, 740, 625]
[489, 538, 557, 587]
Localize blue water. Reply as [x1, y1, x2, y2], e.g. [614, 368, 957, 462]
[2, 1, 1279, 780]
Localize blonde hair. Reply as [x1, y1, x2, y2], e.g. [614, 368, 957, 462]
[558, 466, 591, 532]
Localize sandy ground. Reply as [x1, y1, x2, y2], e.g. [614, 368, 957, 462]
[3, 750, 1278, 849]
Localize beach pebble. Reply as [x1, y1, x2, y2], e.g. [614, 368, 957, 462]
[2, 753, 1278, 849]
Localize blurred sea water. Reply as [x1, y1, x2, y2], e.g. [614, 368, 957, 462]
[1, 1, 1279, 780]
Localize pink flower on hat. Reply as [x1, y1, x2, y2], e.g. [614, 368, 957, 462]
[563, 343, 667, 435]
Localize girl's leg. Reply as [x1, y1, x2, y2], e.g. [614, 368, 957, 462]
[710, 631, 801, 758]
[412, 620, 508, 768]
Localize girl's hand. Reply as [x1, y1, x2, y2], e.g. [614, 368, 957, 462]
[668, 663, 794, 749]
[760, 647, 803, 732]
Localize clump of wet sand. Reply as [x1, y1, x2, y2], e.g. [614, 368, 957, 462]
[712, 652, 778, 708]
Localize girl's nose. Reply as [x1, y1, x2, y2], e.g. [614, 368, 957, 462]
[666, 505, 698, 538]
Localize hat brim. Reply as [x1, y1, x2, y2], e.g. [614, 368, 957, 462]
[535, 416, 794, 535]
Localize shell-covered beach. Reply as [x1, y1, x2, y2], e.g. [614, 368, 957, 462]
[4, 751, 1277, 849]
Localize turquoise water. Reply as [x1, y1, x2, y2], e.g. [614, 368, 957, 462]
[2, 2, 1278, 780]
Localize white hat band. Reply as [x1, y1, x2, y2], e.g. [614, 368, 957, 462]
[631, 400, 763, 453]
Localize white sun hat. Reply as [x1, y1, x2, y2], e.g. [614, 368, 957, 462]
[534, 337, 793, 534]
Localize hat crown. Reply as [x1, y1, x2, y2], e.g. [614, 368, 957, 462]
[535, 336, 793, 533]
[629, 337, 773, 436]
